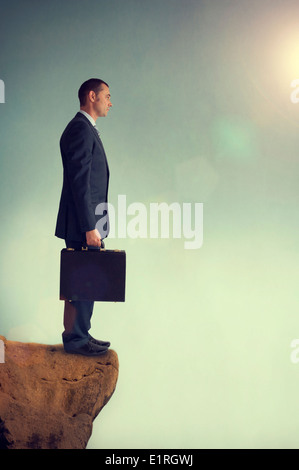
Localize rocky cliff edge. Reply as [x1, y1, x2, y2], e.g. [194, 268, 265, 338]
[0, 335, 119, 449]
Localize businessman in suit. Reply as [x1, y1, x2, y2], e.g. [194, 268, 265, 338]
[55, 78, 112, 356]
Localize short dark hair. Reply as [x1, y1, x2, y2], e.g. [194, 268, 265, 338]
[78, 78, 109, 106]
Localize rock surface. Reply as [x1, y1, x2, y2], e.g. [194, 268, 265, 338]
[0, 335, 118, 449]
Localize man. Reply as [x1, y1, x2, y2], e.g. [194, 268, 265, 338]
[55, 78, 112, 356]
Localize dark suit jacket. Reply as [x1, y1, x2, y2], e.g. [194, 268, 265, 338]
[55, 112, 110, 243]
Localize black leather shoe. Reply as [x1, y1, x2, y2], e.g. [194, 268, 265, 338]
[88, 334, 110, 348]
[65, 340, 108, 356]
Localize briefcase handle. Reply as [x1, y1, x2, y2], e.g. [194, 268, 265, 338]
[81, 246, 106, 251]
[66, 246, 106, 252]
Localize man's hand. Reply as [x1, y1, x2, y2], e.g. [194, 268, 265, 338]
[86, 228, 102, 247]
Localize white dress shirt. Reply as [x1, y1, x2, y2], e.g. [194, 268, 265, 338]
[79, 109, 96, 127]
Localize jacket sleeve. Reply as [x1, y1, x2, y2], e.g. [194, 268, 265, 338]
[63, 121, 96, 233]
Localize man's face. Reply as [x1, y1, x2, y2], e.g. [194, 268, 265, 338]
[93, 84, 112, 117]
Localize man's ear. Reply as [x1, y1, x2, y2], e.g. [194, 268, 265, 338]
[88, 90, 96, 102]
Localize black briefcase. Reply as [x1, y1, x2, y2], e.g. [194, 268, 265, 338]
[60, 247, 126, 302]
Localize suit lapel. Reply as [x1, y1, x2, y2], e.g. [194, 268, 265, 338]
[76, 113, 109, 175]
[92, 126, 110, 176]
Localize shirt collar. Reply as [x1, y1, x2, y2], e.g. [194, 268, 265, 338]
[79, 110, 96, 127]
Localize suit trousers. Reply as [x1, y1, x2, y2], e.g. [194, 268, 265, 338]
[62, 239, 104, 351]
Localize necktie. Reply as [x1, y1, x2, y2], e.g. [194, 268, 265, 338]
[94, 126, 101, 138]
